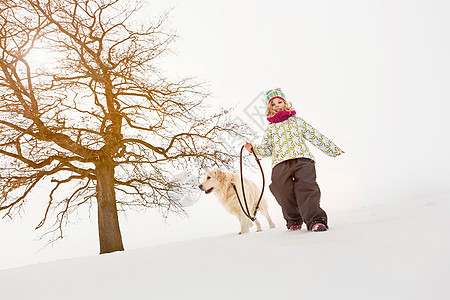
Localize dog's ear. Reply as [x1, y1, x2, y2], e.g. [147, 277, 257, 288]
[213, 169, 227, 185]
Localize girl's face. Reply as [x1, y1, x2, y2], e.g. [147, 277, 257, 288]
[271, 98, 286, 113]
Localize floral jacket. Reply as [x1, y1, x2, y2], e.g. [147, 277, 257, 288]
[253, 116, 343, 168]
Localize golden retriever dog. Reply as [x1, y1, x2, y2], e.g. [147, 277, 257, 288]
[199, 169, 275, 234]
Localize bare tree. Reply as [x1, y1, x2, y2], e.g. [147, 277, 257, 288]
[0, 0, 248, 254]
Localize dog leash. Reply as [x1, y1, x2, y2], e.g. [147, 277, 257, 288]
[231, 145, 265, 222]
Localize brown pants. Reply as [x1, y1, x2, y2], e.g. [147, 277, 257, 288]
[269, 158, 328, 230]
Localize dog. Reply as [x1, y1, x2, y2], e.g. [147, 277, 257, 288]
[199, 169, 275, 234]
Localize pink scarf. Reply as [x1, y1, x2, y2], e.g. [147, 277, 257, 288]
[267, 110, 296, 123]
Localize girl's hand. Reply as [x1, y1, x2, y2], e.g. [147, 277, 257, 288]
[244, 142, 253, 153]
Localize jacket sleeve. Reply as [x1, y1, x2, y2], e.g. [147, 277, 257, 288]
[252, 126, 273, 158]
[297, 117, 343, 157]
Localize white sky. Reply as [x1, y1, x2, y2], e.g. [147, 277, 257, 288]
[1, 0, 450, 270]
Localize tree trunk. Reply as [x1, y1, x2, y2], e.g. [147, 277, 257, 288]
[95, 155, 124, 254]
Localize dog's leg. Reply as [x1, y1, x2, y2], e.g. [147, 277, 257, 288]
[254, 218, 262, 232]
[260, 206, 276, 228]
[239, 214, 250, 234]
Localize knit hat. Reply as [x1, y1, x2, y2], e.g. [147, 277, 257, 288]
[266, 88, 286, 104]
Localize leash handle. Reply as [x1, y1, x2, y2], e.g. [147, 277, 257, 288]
[234, 145, 265, 222]
[250, 148, 265, 216]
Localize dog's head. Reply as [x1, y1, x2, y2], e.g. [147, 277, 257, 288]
[198, 169, 228, 194]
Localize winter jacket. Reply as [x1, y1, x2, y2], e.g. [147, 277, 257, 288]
[253, 116, 343, 168]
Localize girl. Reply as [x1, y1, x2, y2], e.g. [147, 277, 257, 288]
[244, 88, 344, 232]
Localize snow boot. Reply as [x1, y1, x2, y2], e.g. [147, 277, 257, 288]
[288, 224, 302, 231]
[312, 223, 327, 232]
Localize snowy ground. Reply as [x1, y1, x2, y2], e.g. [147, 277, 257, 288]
[1, 195, 449, 300]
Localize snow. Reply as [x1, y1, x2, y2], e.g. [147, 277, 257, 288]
[1, 195, 449, 300]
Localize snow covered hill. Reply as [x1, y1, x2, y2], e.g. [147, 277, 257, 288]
[1, 195, 449, 300]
